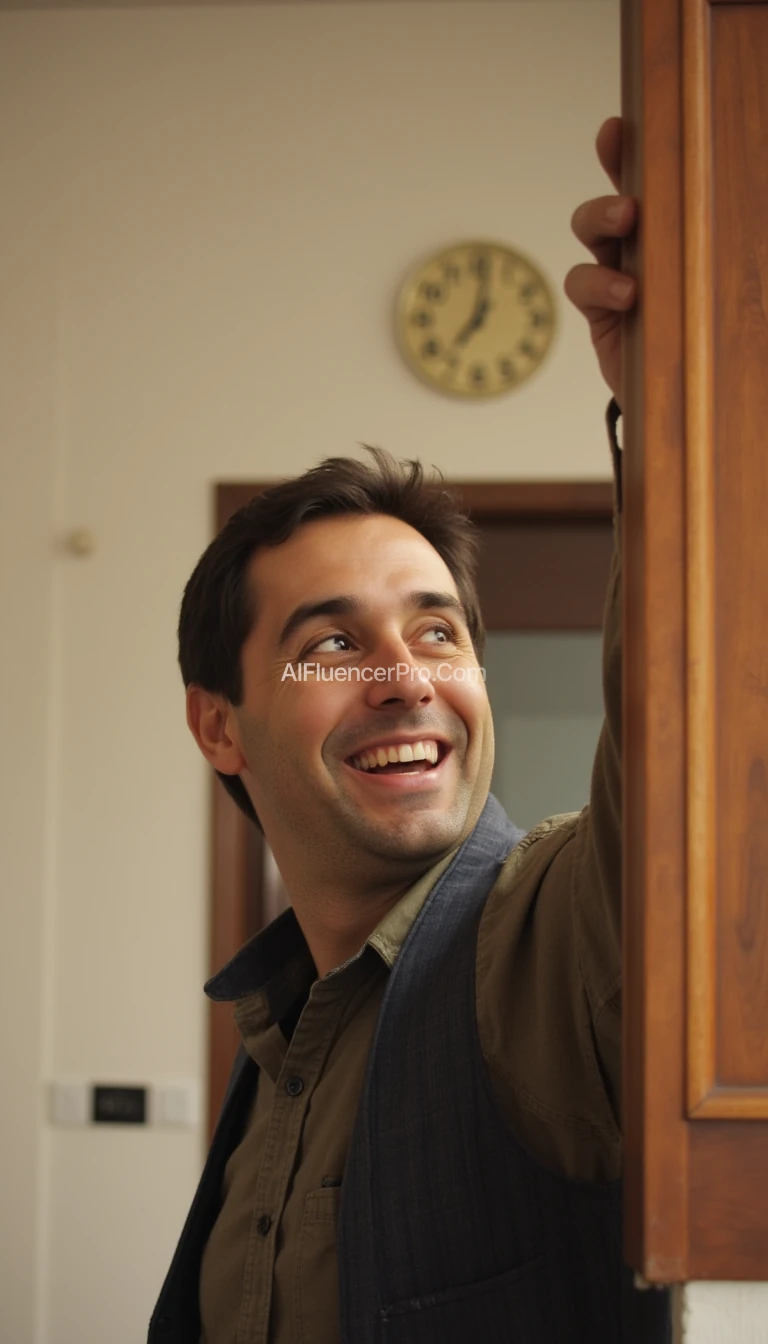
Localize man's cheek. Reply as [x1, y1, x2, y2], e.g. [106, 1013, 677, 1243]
[279, 680, 357, 742]
[444, 678, 489, 734]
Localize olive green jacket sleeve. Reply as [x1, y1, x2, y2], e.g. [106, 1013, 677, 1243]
[476, 402, 624, 1184]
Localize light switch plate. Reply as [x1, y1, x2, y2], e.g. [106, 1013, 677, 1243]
[49, 1081, 90, 1126]
[48, 1078, 202, 1128]
[151, 1081, 201, 1128]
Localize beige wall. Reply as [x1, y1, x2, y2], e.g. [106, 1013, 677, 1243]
[1, 3, 765, 1341]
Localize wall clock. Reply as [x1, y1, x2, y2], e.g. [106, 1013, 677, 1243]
[396, 240, 556, 399]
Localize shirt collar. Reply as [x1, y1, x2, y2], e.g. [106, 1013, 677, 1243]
[204, 844, 459, 1004]
[365, 846, 457, 968]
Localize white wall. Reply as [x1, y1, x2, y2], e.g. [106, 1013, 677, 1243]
[1, 3, 764, 1342]
[0, 56, 61, 1338]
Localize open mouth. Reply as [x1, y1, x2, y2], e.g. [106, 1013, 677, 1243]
[347, 739, 448, 776]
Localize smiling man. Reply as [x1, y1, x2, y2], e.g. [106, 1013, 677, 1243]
[149, 120, 672, 1344]
[191, 504, 495, 977]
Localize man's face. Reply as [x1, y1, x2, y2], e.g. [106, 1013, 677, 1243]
[231, 512, 494, 884]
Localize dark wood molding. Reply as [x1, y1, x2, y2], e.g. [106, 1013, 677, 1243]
[216, 479, 614, 527]
[448, 481, 613, 521]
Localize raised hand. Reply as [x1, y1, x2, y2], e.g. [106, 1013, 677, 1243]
[564, 117, 637, 406]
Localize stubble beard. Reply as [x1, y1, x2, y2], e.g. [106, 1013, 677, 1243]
[236, 711, 490, 887]
[329, 770, 475, 868]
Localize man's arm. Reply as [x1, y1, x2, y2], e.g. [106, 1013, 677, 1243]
[476, 122, 640, 1181]
[562, 119, 637, 1118]
[568, 401, 624, 1121]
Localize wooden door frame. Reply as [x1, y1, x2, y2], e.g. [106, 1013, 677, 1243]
[208, 479, 614, 1137]
[621, 0, 768, 1283]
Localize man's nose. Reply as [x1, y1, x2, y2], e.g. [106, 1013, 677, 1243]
[362, 648, 437, 710]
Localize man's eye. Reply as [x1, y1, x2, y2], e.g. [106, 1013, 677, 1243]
[306, 633, 353, 655]
[420, 624, 456, 645]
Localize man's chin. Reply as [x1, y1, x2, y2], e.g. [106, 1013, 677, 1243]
[345, 800, 472, 865]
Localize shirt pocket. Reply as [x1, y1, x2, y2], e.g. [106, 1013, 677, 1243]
[379, 1255, 547, 1344]
[294, 1186, 341, 1344]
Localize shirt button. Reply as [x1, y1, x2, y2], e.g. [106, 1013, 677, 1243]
[256, 1214, 272, 1236]
[285, 1075, 304, 1097]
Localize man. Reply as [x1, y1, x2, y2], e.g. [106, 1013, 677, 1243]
[150, 119, 671, 1342]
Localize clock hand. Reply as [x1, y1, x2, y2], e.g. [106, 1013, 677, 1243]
[452, 255, 493, 347]
[453, 297, 492, 347]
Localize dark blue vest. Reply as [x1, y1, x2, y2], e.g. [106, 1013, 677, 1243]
[149, 796, 671, 1343]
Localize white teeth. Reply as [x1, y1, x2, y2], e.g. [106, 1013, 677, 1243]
[351, 739, 443, 770]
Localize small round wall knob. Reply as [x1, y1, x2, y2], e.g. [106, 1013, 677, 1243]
[66, 528, 97, 557]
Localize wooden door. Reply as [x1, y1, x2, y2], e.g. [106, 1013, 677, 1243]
[621, 0, 768, 1282]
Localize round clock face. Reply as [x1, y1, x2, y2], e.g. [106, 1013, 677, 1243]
[397, 241, 556, 398]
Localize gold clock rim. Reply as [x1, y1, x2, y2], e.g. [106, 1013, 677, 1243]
[395, 238, 557, 400]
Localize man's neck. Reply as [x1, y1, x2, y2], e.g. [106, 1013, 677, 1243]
[287, 876, 417, 978]
[263, 826, 465, 978]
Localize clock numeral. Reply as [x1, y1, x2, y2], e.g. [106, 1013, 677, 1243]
[411, 310, 433, 328]
[519, 281, 540, 302]
[442, 262, 461, 284]
[420, 281, 446, 304]
[498, 358, 517, 381]
[529, 310, 551, 330]
[470, 253, 491, 280]
[502, 262, 518, 285]
[469, 364, 487, 386]
[422, 338, 441, 359]
[518, 339, 536, 359]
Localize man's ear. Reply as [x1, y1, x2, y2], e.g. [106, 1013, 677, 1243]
[185, 686, 246, 776]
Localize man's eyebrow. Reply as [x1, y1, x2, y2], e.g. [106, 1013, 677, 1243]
[278, 597, 362, 649]
[278, 590, 467, 650]
[408, 590, 467, 621]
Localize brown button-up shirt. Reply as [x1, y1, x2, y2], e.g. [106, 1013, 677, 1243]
[200, 412, 624, 1344]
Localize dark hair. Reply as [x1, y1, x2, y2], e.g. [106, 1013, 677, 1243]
[178, 446, 484, 826]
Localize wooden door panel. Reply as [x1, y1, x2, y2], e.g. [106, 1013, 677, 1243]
[622, 0, 768, 1280]
[709, 2, 768, 1109]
